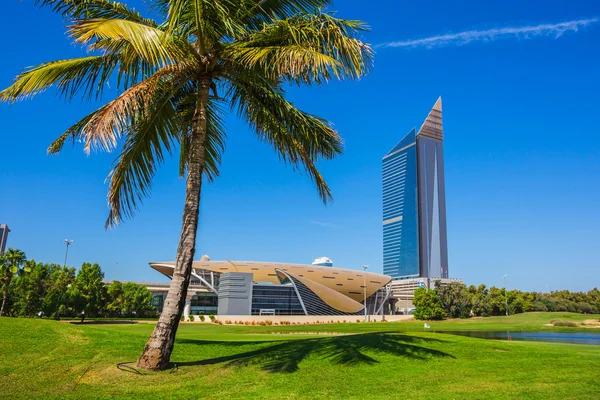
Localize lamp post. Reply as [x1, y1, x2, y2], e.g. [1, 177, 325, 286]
[503, 274, 508, 316]
[362, 265, 368, 322]
[63, 239, 74, 267]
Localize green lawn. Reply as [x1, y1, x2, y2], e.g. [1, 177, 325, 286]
[1, 313, 599, 399]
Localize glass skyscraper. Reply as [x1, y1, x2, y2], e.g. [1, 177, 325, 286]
[382, 98, 449, 280]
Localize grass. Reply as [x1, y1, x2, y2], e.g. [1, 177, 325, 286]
[1, 312, 599, 399]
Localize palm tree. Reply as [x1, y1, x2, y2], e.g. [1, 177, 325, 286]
[0, 0, 372, 370]
[0, 248, 28, 316]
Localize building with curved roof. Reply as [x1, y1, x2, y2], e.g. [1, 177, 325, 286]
[150, 260, 394, 316]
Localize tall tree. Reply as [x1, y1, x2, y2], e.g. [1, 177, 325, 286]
[413, 287, 446, 321]
[0, 248, 28, 316]
[43, 265, 77, 318]
[72, 263, 106, 317]
[0, 0, 371, 369]
[106, 281, 156, 317]
[8, 260, 50, 317]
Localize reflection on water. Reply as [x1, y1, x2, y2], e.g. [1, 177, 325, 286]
[441, 331, 600, 345]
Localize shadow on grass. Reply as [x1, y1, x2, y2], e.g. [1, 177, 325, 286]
[176, 332, 454, 373]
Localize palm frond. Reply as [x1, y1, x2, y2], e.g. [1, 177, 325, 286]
[231, 0, 332, 32]
[226, 72, 342, 202]
[0, 55, 118, 102]
[35, 0, 157, 25]
[223, 12, 373, 84]
[166, 0, 252, 49]
[177, 94, 227, 181]
[69, 18, 190, 66]
[225, 45, 342, 84]
[105, 82, 182, 228]
[48, 65, 186, 154]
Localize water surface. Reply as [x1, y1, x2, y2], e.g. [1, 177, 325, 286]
[440, 330, 600, 345]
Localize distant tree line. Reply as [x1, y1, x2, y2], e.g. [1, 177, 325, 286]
[413, 281, 600, 320]
[0, 248, 156, 318]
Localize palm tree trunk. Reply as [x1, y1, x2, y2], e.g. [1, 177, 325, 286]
[137, 76, 210, 371]
[0, 274, 12, 317]
[0, 293, 7, 316]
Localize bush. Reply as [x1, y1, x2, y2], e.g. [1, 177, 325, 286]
[550, 319, 578, 327]
[533, 301, 548, 312]
[199, 315, 205, 322]
[188, 315, 195, 322]
[576, 302, 596, 314]
[265, 320, 272, 326]
[224, 320, 231, 324]
[208, 314, 215, 321]
[413, 287, 446, 320]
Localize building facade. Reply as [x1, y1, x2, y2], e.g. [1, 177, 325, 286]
[0, 224, 10, 254]
[383, 98, 449, 280]
[150, 260, 394, 316]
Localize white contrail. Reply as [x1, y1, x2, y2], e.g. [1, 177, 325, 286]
[377, 18, 599, 49]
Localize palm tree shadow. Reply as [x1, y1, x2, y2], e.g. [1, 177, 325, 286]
[177, 333, 454, 373]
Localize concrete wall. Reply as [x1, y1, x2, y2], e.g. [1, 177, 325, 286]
[217, 272, 253, 316]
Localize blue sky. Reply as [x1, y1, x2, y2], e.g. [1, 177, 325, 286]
[1, 0, 599, 292]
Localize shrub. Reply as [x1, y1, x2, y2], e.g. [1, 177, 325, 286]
[209, 314, 215, 321]
[224, 320, 232, 324]
[577, 302, 596, 314]
[199, 315, 205, 322]
[550, 319, 578, 327]
[413, 287, 446, 320]
[533, 301, 548, 312]
[188, 315, 195, 322]
[265, 320, 272, 326]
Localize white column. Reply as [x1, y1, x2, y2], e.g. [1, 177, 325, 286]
[184, 298, 191, 321]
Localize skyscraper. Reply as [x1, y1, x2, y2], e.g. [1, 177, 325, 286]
[382, 98, 449, 280]
[0, 224, 10, 254]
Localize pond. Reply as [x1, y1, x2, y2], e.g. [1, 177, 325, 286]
[440, 330, 600, 345]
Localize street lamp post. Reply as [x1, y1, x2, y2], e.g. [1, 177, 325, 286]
[503, 274, 508, 316]
[362, 265, 368, 322]
[63, 239, 74, 267]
